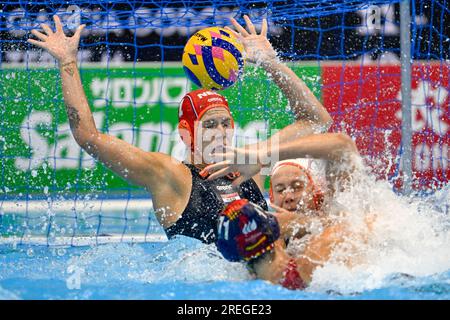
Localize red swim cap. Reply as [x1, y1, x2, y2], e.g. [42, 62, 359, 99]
[178, 89, 234, 151]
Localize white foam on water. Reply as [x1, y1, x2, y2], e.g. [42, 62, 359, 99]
[3, 154, 447, 295]
[63, 155, 449, 294]
[66, 237, 251, 286]
[306, 156, 450, 294]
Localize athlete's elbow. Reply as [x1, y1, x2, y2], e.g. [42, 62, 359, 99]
[334, 133, 358, 157]
[75, 132, 100, 153]
[321, 115, 333, 132]
[310, 109, 333, 133]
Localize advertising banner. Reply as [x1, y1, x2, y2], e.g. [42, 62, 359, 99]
[1, 63, 448, 197]
[1, 64, 320, 196]
[322, 63, 449, 190]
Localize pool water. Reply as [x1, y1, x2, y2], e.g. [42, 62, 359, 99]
[1, 168, 450, 300]
[0, 236, 449, 300]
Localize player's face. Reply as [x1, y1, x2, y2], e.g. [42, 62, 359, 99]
[196, 108, 234, 163]
[271, 166, 315, 212]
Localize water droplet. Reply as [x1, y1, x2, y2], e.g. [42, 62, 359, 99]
[26, 248, 34, 257]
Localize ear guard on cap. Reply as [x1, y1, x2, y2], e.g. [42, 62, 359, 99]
[178, 89, 234, 152]
[216, 199, 280, 262]
[178, 119, 193, 149]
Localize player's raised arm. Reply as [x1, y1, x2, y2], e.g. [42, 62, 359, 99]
[227, 15, 333, 142]
[27, 15, 184, 189]
[27, 16, 94, 144]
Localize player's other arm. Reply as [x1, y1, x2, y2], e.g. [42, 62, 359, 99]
[27, 15, 185, 189]
[270, 132, 360, 194]
[202, 132, 358, 188]
[261, 60, 332, 140]
[55, 42, 170, 187]
[228, 16, 333, 143]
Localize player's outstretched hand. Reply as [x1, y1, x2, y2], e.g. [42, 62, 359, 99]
[226, 15, 277, 65]
[27, 15, 85, 64]
[200, 146, 262, 187]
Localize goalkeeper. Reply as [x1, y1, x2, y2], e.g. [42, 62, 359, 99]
[28, 15, 335, 244]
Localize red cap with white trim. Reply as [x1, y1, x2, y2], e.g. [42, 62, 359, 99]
[269, 159, 324, 211]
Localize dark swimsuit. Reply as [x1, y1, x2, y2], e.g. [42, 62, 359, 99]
[164, 163, 267, 244]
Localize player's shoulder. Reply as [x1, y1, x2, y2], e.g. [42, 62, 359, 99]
[145, 151, 185, 170]
[148, 152, 192, 195]
[149, 152, 193, 179]
[140, 151, 191, 190]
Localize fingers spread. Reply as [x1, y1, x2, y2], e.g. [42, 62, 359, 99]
[201, 160, 230, 176]
[53, 15, 63, 33]
[27, 38, 47, 49]
[224, 26, 243, 41]
[40, 24, 53, 35]
[73, 24, 86, 39]
[206, 167, 233, 180]
[230, 17, 250, 37]
[31, 29, 48, 41]
[243, 15, 256, 35]
[261, 18, 268, 37]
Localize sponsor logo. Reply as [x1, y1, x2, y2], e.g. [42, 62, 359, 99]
[242, 220, 258, 234]
[194, 32, 208, 42]
[216, 185, 232, 191]
[207, 97, 224, 103]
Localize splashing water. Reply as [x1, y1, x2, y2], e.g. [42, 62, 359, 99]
[65, 238, 251, 285]
[0, 156, 449, 299]
[0, 237, 256, 299]
[306, 156, 450, 295]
